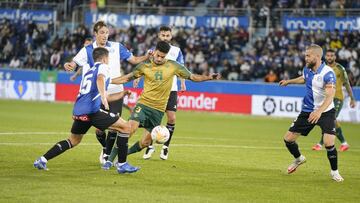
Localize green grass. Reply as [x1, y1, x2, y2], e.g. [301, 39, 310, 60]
[0, 99, 359, 202]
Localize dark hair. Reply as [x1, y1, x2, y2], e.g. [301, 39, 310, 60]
[159, 26, 172, 32]
[93, 21, 107, 33]
[84, 37, 92, 42]
[326, 49, 336, 53]
[92, 47, 109, 62]
[155, 41, 170, 53]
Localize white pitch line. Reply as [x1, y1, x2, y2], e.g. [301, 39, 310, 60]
[0, 132, 69, 135]
[0, 142, 282, 149]
[0, 142, 359, 152]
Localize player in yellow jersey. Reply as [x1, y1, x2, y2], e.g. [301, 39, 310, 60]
[101, 41, 220, 169]
[312, 49, 356, 152]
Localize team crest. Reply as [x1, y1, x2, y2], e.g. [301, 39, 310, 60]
[13, 80, 27, 99]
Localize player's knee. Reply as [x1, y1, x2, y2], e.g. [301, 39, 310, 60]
[167, 112, 176, 124]
[141, 138, 152, 147]
[284, 131, 296, 142]
[69, 134, 83, 146]
[323, 134, 335, 147]
[121, 122, 132, 135]
[95, 129, 105, 137]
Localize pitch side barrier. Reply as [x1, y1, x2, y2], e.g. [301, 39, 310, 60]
[0, 69, 359, 122]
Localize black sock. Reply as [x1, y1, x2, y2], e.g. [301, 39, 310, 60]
[117, 132, 129, 164]
[95, 129, 106, 149]
[43, 139, 73, 160]
[326, 145, 338, 171]
[128, 141, 142, 155]
[164, 123, 175, 147]
[284, 139, 301, 159]
[104, 131, 117, 160]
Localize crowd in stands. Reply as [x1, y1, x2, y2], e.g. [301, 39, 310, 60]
[1, 10, 360, 86]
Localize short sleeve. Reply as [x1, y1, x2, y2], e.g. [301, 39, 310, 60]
[73, 47, 88, 67]
[97, 64, 110, 79]
[132, 63, 145, 78]
[176, 50, 185, 65]
[340, 66, 350, 85]
[302, 68, 306, 79]
[81, 64, 91, 78]
[324, 71, 336, 84]
[119, 43, 133, 61]
[172, 61, 191, 79]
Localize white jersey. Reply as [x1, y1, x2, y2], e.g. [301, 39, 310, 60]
[166, 45, 185, 91]
[302, 63, 336, 112]
[73, 41, 133, 94]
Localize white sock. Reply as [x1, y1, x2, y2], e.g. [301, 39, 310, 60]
[40, 156, 48, 163]
[118, 162, 126, 166]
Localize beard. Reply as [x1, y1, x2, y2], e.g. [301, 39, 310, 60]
[326, 59, 335, 65]
[306, 61, 316, 69]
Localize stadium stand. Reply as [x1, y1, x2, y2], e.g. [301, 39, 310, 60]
[0, 0, 360, 86]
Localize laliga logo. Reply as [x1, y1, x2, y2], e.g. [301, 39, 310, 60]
[263, 97, 276, 115]
[286, 20, 326, 30]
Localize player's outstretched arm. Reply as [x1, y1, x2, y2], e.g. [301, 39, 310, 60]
[70, 67, 83, 81]
[64, 61, 77, 72]
[279, 76, 305, 86]
[111, 73, 136, 84]
[96, 74, 109, 110]
[189, 73, 221, 82]
[107, 90, 132, 102]
[127, 50, 152, 65]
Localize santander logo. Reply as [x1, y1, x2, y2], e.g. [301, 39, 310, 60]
[178, 93, 218, 110]
[125, 91, 219, 111]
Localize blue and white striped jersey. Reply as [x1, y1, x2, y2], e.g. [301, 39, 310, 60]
[73, 62, 110, 116]
[302, 63, 336, 112]
[73, 41, 133, 94]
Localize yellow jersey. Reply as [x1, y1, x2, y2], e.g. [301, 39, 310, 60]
[329, 63, 350, 100]
[132, 59, 191, 112]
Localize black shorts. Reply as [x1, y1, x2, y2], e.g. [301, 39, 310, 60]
[71, 110, 119, 134]
[289, 108, 336, 136]
[101, 97, 124, 116]
[166, 91, 177, 112]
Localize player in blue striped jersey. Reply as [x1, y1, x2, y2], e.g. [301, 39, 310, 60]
[34, 47, 139, 174]
[279, 44, 343, 182]
[64, 21, 150, 165]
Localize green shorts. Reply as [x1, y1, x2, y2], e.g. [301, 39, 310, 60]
[129, 103, 164, 132]
[333, 98, 343, 118]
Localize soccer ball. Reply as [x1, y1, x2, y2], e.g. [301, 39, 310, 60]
[151, 125, 170, 144]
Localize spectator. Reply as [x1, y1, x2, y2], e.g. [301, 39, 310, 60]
[9, 56, 20, 68]
[50, 50, 61, 70]
[264, 69, 278, 83]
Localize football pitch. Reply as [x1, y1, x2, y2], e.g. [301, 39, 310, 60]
[0, 99, 359, 202]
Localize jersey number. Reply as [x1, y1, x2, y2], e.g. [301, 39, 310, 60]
[80, 74, 93, 94]
[155, 71, 163, 81]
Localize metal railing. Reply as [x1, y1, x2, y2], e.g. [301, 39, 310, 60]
[0, 1, 62, 11]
